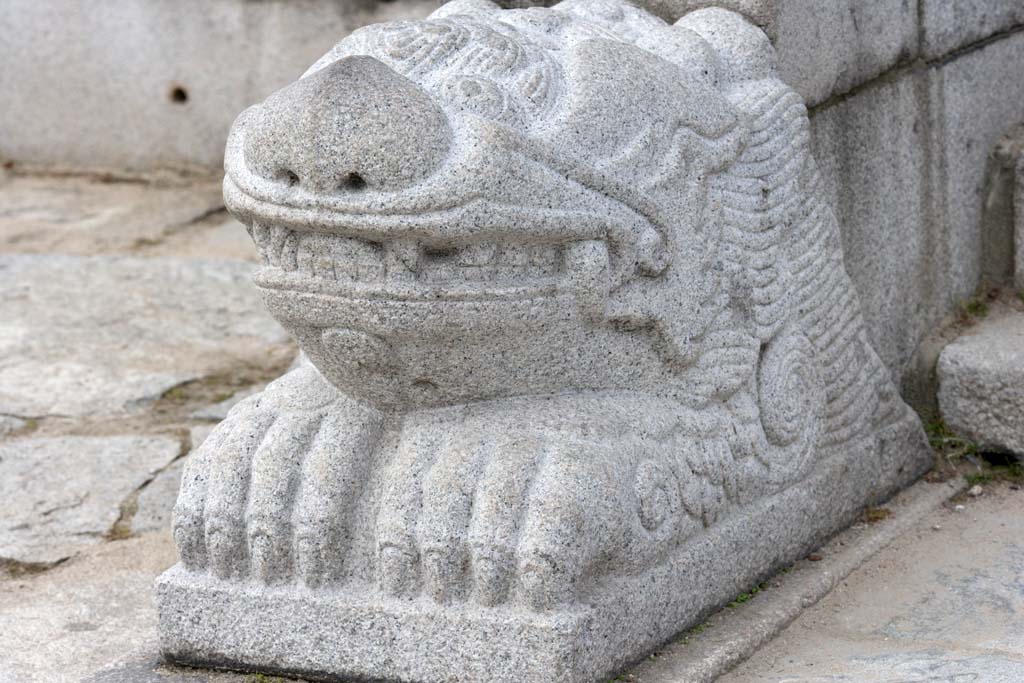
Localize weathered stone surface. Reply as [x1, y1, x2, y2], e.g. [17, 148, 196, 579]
[721, 484, 1024, 682]
[921, 0, 1024, 60]
[938, 311, 1024, 456]
[0, 436, 181, 565]
[810, 71, 934, 381]
[980, 125, 1024, 286]
[630, 478, 965, 683]
[190, 386, 263, 422]
[808, 29, 1024, 401]
[630, 0, 919, 105]
[929, 31, 1024, 308]
[133, 460, 186, 537]
[0, 532, 273, 683]
[133, 426, 216, 535]
[1017, 154, 1024, 291]
[158, 3, 931, 682]
[0, 254, 292, 418]
[0, 0, 442, 175]
[141, 216, 257, 262]
[0, 175, 228, 257]
[772, 0, 916, 106]
[0, 416, 27, 437]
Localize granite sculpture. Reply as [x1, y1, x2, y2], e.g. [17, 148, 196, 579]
[156, 1, 933, 681]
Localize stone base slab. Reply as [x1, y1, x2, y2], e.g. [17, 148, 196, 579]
[156, 413, 930, 683]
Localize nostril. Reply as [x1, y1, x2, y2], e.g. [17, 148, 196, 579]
[342, 172, 367, 192]
[278, 169, 300, 187]
[169, 84, 188, 104]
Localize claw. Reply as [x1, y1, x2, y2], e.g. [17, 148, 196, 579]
[378, 543, 418, 597]
[293, 405, 383, 589]
[248, 518, 290, 583]
[518, 552, 569, 611]
[422, 546, 468, 604]
[295, 518, 334, 588]
[205, 515, 247, 580]
[172, 509, 206, 570]
[375, 420, 448, 597]
[472, 550, 513, 607]
[467, 436, 546, 607]
[172, 422, 231, 573]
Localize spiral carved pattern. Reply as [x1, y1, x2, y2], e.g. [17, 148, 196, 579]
[634, 459, 681, 538]
[756, 326, 826, 482]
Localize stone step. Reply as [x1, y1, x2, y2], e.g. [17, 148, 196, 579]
[938, 309, 1024, 456]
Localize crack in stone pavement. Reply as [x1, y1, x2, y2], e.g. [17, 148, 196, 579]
[110, 435, 192, 540]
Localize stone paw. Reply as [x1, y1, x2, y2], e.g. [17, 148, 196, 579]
[374, 407, 701, 610]
[172, 364, 382, 586]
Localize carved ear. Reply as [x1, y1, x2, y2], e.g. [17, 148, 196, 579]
[675, 8, 778, 84]
[430, 0, 499, 19]
[559, 37, 736, 151]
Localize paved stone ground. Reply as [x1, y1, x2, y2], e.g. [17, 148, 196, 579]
[2, 174, 1021, 683]
[0, 171, 296, 574]
[718, 481, 1024, 683]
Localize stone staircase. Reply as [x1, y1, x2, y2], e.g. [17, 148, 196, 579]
[937, 140, 1024, 459]
[939, 305, 1024, 456]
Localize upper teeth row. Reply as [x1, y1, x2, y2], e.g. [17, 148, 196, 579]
[249, 224, 563, 284]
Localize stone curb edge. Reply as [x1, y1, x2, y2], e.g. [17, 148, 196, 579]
[628, 476, 967, 683]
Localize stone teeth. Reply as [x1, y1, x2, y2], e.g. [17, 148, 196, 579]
[498, 244, 531, 267]
[296, 233, 320, 277]
[251, 223, 273, 264]
[327, 235, 382, 264]
[280, 231, 299, 271]
[458, 243, 497, 266]
[292, 232, 384, 281]
[315, 257, 336, 281]
[262, 226, 563, 286]
[267, 226, 289, 266]
[529, 245, 560, 271]
[385, 240, 420, 281]
[566, 239, 610, 320]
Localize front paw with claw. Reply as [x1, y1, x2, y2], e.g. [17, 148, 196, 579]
[172, 364, 382, 586]
[374, 405, 703, 610]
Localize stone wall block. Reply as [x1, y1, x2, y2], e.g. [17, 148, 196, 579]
[634, 0, 918, 105]
[928, 32, 1024, 307]
[921, 0, 1024, 60]
[0, 0, 440, 175]
[809, 72, 935, 382]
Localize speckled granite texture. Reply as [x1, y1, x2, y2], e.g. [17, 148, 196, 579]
[156, 1, 932, 681]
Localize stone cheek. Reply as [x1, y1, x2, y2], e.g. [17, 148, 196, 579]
[156, 2, 933, 682]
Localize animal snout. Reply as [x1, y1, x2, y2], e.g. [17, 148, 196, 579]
[243, 55, 452, 194]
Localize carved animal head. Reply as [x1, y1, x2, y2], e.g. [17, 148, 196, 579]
[224, 0, 879, 420]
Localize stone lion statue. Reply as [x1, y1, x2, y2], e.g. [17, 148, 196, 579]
[160, 2, 930, 680]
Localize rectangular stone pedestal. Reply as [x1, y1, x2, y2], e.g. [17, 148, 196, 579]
[156, 413, 931, 683]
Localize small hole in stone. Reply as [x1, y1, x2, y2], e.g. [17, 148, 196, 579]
[169, 85, 189, 104]
[279, 170, 300, 186]
[343, 172, 367, 191]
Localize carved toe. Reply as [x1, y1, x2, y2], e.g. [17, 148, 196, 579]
[205, 515, 247, 580]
